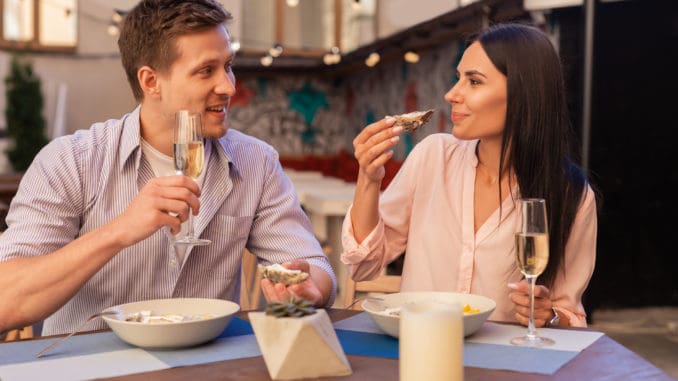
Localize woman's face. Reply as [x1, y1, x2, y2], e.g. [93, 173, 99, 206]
[444, 41, 507, 142]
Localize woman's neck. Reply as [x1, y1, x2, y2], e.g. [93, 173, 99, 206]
[476, 140, 505, 174]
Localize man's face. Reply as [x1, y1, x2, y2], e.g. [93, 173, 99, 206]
[157, 25, 236, 139]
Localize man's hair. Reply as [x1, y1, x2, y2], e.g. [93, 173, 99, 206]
[118, 0, 232, 101]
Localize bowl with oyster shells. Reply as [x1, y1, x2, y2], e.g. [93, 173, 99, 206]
[362, 292, 496, 338]
[101, 297, 240, 349]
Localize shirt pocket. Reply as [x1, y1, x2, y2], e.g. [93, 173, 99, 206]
[200, 215, 254, 278]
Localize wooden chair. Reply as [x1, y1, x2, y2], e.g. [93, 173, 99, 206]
[2, 326, 34, 342]
[240, 249, 263, 310]
[343, 274, 401, 310]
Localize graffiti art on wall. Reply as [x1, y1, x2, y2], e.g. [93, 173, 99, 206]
[229, 40, 462, 160]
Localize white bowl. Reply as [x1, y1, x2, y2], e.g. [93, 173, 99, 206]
[102, 298, 240, 349]
[362, 292, 496, 338]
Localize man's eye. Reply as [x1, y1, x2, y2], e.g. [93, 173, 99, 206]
[200, 67, 213, 75]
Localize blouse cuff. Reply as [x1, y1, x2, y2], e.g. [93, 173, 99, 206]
[555, 306, 588, 328]
[340, 205, 385, 264]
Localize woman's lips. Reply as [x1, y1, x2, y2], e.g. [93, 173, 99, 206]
[452, 112, 468, 123]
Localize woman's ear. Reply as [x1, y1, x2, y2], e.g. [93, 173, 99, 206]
[138, 65, 160, 99]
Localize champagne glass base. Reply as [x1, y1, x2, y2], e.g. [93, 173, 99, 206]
[173, 237, 211, 246]
[510, 335, 555, 347]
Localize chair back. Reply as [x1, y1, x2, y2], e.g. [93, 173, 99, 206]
[240, 249, 263, 310]
[343, 274, 401, 310]
[2, 326, 33, 342]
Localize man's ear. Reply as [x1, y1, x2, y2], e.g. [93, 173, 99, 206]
[138, 65, 160, 99]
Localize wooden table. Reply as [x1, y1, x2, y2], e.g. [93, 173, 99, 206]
[93, 309, 673, 381]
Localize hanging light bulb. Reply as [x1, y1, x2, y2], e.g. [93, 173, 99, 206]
[112, 10, 124, 23]
[231, 39, 241, 52]
[260, 55, 273, 67]
[107, 23, 120, 37]
[404, 51, 420, 63]
[269, 43, 283, 58]
[365, 52, 380, 67]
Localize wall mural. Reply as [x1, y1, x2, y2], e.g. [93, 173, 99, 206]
[229, 40, 462, 161]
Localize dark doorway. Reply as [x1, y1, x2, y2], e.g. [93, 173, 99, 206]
[558, 0, 678, 314]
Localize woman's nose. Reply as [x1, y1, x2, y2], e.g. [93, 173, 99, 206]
[444, 84, 461, 104]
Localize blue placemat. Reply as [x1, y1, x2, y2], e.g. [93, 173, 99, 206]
[336, 329, 399, 358]
[0, 317, 256, 366]
[333, 312, 584, 375]
[217, 317, 255, 338]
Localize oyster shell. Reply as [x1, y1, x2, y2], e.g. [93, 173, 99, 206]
[258, 263, 309, 285]
[390, 109, 435, 132]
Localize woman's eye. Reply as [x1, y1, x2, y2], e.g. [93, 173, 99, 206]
[469, 78, 480, 85]
[199, 67, 213, 75]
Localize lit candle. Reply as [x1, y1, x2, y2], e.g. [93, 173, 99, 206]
[399, 301, 463, 381]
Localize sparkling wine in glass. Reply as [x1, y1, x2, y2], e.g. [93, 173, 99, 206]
[172, 110, 210, 246]
[511, 198, 554, 347]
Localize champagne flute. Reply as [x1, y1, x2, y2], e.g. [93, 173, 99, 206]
[172, 110, 211, 246]
[511, 198, 554, 347]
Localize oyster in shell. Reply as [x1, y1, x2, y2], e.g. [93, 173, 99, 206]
[390, 109, 435, 132]
[258, 263, 309, 285]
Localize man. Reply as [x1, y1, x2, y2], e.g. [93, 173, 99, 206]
[0, 0, 335, 336]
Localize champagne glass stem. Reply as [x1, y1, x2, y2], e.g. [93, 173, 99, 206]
[187, 206, 196, 238]
[527, 275, 537, 339]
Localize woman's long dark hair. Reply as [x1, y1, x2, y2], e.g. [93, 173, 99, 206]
[474, 23, 590, 288]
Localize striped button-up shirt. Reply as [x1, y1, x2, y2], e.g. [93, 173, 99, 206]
[0, 105, 336, 335]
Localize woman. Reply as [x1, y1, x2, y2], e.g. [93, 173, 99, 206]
[341, 22, 597, 327]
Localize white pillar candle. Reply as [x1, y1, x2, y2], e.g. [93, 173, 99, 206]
[399, 301, 463, 381]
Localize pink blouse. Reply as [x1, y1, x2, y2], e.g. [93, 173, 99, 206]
[341, 134, 597, 326]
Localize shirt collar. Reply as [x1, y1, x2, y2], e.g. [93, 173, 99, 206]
[214, 129, 237, 171]
[119, 104, 143, 171]
[118, 105, 236, 175]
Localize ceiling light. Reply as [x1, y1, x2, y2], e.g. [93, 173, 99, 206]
[107, 23, 119, 37]
[231, 39, 241, 52]
[404, 51, 420, 63]
[260, 55, 273, 67]
[365, 52, 380, 67]
[112, 10, 124, 23]
[269, 43, 283, 58]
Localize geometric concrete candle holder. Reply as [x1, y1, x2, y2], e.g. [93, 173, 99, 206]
[249, 308, 352, 380]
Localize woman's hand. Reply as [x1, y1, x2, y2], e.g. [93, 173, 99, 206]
[260, 260, 324, 306]
[508, 280, 557, 327]
[353, 117, 403, 184]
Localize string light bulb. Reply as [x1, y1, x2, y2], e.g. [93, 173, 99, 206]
[404, 51, 420, 63]
[323, 46, 341, 65]
[107, 23, 119, 36]
[260, 55, 273, 67]
[365, 52, 380, 67]
[269, 43, 283, 58]
[231, 39, 241, 52]
[112, 10, 124, 23]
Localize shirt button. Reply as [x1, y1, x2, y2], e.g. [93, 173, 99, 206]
[170, 259, 177, 266]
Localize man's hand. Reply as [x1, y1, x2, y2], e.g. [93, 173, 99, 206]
[107, 175, 201, 247]
[508, 280, 556, 327]
[261, 260, 324, 306]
